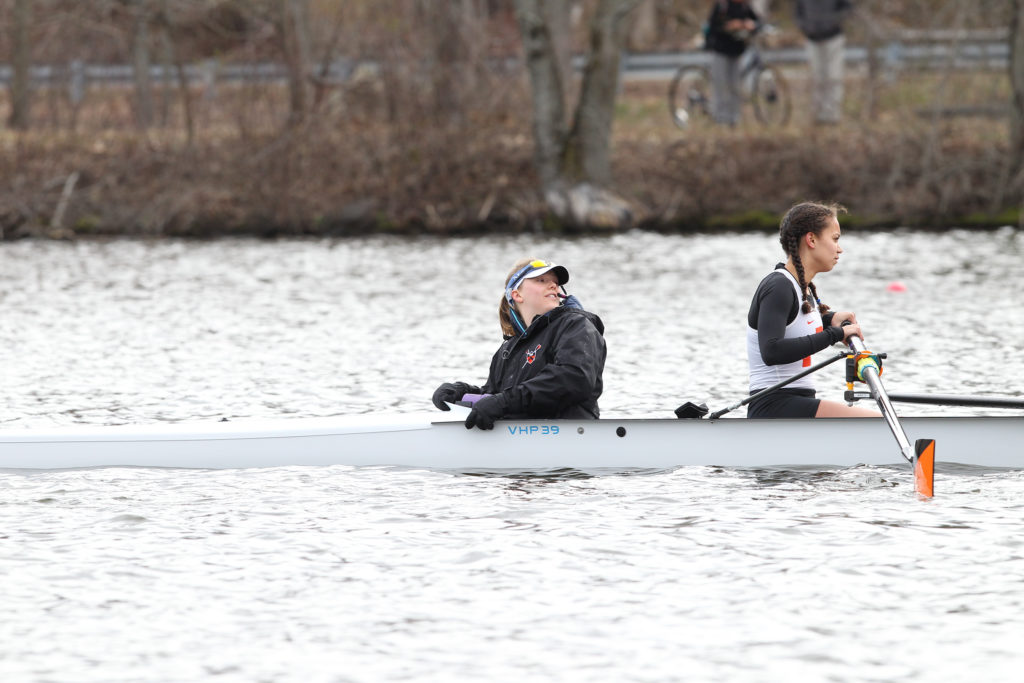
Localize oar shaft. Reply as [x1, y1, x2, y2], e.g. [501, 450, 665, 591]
[861, 367, 916, 463]
[849, 337, 914, 464]
[848, 333, 934, 497]
[885, 393, 1024, 410]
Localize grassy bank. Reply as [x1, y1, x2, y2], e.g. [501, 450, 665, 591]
[2, 75, 1021, 240]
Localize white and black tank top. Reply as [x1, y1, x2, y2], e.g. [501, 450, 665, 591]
[746, 268, 824, 392]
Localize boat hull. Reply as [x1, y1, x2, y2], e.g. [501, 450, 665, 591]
[2, 414, 1022, 471]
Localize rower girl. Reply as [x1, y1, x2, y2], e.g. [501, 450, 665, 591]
[746, 202, 877, 418]
[431, 258, 606, 430]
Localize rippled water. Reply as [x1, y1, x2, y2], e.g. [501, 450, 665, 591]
[2, 231, 1024, 681]
[3, 230, 1023, 425]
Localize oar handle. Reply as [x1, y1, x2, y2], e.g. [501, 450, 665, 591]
[847, 334, 867, 355]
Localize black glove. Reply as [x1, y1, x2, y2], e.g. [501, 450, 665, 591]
[432, 382, 472, 411]
[465, 393, 508, 430]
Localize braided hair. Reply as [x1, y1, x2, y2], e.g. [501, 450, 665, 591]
[779, 201, 846, 315]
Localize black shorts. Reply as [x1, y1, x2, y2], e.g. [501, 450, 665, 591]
[746, 388, 820, 419]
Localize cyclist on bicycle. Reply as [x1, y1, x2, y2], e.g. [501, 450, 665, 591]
[704, 0, 762, 125]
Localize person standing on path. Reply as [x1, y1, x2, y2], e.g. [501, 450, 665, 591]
[704, 0, 762, 125]
[795, 0, 852, 124]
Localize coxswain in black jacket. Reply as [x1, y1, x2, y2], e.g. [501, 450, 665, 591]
[481, 305, 606, 421]
[432, 259, 607, 429]
[432, 304, 606, 428]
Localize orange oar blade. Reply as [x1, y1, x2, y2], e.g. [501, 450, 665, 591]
[914, 439, 935, 499]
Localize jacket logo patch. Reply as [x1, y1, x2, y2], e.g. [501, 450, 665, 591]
[524, 344, 542, 367]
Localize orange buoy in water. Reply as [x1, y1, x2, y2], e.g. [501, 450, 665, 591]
[886, 281, 907, 292]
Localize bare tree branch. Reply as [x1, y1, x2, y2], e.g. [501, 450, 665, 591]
[131, 0, 155, 129]
[8, 0, 32, 130]
[1011, 0, 1024, 175]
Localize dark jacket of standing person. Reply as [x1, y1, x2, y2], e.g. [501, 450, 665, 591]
[704, 0, 761, 58]
[795, 0, 852, 42]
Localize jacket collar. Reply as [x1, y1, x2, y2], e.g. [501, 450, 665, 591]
[502, 305, 561, 342]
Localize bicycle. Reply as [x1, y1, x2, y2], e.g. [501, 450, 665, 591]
[667, 26, 791, 130]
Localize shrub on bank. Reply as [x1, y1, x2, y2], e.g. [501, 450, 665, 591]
[1, 86, 1020, 239]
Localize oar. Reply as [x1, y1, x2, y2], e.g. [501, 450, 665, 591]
[848, 335, 934, 498]
[847, 392, 1024, 410]
[702, 351, 848, 420]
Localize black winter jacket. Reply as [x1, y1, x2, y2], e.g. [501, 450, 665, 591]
[471, 306, 606, 420]
[705, 1, 760, 58]
[795, 0, 852, 42]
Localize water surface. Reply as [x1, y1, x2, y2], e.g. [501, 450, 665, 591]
[4, 229, 1021, 424]
[2, 231, 1023, 682]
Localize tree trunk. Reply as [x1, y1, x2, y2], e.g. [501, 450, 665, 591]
[279, 0, 311, 125]
[514, 0, 570, 187]
[8, 0, 32, 130]
[515, 0, 637, 227]
[562, 0, 638, 186]
[132, 0, 155, 129]
[627, 0, 657, 52]
[1011, 0, 1024, 174]
[155, 0, 194, 143]
[543, 0, 573, 119]
[310, 4, 346, 110]
[422, 0, 475, 125]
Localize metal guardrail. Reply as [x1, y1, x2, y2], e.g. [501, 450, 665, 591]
[623, 41, 1009, 79]
[0, 40, 1009, 87]
[0, 59, 357, 87]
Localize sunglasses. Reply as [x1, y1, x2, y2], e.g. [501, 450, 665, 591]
[505, 260, 556, 304]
